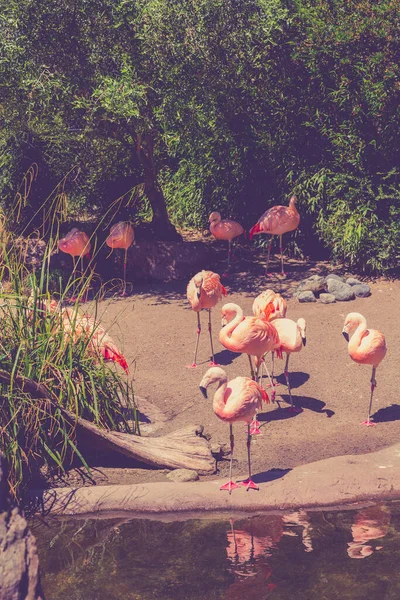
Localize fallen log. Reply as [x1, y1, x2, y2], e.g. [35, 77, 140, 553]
[0, 370, 215, 474]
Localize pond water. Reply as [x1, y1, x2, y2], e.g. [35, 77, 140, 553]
[30, 502, 400, 600]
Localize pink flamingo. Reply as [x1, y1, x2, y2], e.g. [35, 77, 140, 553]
[106, 221, 135, 296]
[249, 196, 300, 276]
[199, 366, 269, 492]
[28, 291, 128, 373]
[253, 289, 287, 392]
[342, 312, 387, 426]
[208, 212, 244, 274]
[186, 270, 227, 368]
[219, 302, 280, 415]
[270, 317, 306, 412]
[58, 228, 91, 300]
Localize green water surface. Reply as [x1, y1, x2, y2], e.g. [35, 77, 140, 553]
[30, 502, 400, 600]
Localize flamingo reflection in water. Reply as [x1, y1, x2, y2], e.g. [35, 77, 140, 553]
[347, 505, 391, 559]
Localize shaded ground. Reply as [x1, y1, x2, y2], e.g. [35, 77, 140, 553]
[64, 238, 400, 489]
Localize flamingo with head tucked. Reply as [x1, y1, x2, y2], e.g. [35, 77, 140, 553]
[253, 289, 287, 391]
[249, 196, 300, 277]
[208, 212, 244, 275]
[199, 367, 269, 492]
[58, 228, 91, 301]
[342, 312, 387, 426]
[219, 302, 280, 414]
[106, 221, 135, 296]
[186, 270, 227, 368]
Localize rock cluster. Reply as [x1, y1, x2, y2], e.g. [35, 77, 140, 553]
[294, 274, 371, 303]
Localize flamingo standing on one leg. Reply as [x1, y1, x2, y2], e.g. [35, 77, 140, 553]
[219, 302, 280, 426]
[199, 367, 269, 492]
[186, 270, 227, 368]
[342, 312, 387, 427]
[271, 317, 306, 412]
[253, 289, 287, 395]
[249, 196, 300, 277]
[208, 212, 245, 275]
[58, 228, 91, 301]
[106, 221, 135, 296]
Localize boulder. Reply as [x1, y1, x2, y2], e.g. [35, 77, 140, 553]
[294, 275, 326, 295]
[353, 283, 371, 298]
[320, 293, 336, 304]
[0, 455, 44, 600]
[297, 291, 317, 303]
[166, 469, 199, 483]
[326, 273, 344, 282]
[346, 277, 362, 286]
[327, 278, 355, 301]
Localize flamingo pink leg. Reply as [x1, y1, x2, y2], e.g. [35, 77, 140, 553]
[121, 248, 128, 297]
[362, 366, 377, 427]
[259, 356, 276, 402]
[265, 235, 274, 276]
[220, 424, 239, 493]
[280, 234, 286, 277]
[186, 312, 201, 369]
[240, 425, 259, 491]
[208, 309, 219, 366]
[81, 256, 90, 303]
[70, 256, 78, 302]
[284, 354, 301, 412]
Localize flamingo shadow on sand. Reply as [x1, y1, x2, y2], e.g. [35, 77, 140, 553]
[252, 468, 291, 485]
[258, 407, 300, 423]
[274, 371, 310, 389]
[278, 394, 335, 417]
[212, 349, 240, 367]
[370, 404, 400, 424]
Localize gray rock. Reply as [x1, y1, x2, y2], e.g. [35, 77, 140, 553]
[320, 293, 336, 304]
[0, 455, 44, 600]
[353, 283, 371, 298]
[327, 278, 355, 301]
[166, 469, 199, 483]
[297, 291, 316, 303]
[294, 275, 326, 295]
[326, 273, 344, 282]
[346, 277, 362, 286]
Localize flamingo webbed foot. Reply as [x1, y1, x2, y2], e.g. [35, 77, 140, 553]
[250, 427, 261, 435]
[186, 363, 198, 369]
[289, 406, 302, 413]
[361, 420, 376, 427]
[208, 361, 220, 367]
[239, 478, 259, 491]
[220, 481, 240, 493]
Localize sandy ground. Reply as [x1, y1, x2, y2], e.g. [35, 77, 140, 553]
[73, 244, 400, 489]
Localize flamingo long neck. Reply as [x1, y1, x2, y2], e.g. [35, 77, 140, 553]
[349, 317, 367, 354]
[289, 197, 299, 217]
[212, 378, 229, 418]
[220, 306, 244, 348]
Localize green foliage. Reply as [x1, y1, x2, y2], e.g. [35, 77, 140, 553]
[0, 230, 136, 500]
[0, 0, 399, 271]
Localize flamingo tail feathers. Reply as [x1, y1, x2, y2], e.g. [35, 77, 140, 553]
[249, 222, 261, 240]
[261, 388, 270, 404]
[103, 346, 129, 374]
[263, 301, 275, 321]
[221, 284, 228, 296]
[276, 346, 284, 360]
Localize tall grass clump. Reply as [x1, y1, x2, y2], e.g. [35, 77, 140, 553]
[0, 221, 137, 501]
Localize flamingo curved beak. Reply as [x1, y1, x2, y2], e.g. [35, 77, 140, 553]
[302, 336, 306, 346]
[342, 331, 349, 342]
[199, 386, 208, 399]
